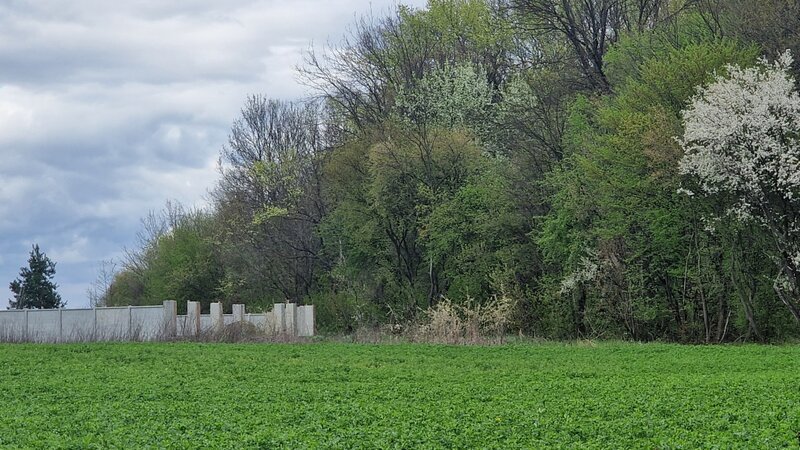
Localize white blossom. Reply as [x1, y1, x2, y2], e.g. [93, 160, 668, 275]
[394, 63, 494, 133]
[680, 51, 800, 199]
[701, 216, 718, 234]
[560, 249, 600, 294]
[679, 50, 800, 306]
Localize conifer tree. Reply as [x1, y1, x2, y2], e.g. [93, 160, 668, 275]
[8, 244, 64, 309]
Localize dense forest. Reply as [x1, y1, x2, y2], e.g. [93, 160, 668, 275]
[99, 0, 800, 342]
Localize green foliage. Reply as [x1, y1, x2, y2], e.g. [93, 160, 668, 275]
[603, 13, 718, 88]
[307, 288, 380, 333]
[1, 343, 799, 447]
[142, 213, 223, 311]
[213, 97, 325, 305]
[103, 269, 144, 308]
[8, 245, 63, 309]
[395, 0, 515, 82]
[320, 124, 522, 320]
[107, 210, 224, 313]
[538, 41, 768, 340]
[424, 158, 521, 300]
[100, 0, 800, 340]
[250, 154, 305, 223]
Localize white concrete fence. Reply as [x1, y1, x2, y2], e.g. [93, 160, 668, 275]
[0, 301, 315, 343]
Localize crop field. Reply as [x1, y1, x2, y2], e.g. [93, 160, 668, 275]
[0, 342, 798, 448]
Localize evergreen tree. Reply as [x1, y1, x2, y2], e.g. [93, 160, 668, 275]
[8, 244, 64, 309]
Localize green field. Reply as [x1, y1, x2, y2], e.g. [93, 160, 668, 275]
[0, 342, 798, 448]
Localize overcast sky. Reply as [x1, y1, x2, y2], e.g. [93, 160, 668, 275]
[0, 0, 427, 308]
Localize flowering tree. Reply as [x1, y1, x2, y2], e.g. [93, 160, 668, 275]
[679, 51, 800, 321]
[394, 63, 494, 135]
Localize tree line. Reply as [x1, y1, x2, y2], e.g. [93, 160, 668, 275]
[99, 0, 800, 342]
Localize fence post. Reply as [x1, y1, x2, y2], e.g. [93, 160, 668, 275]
[128, 305, 133, 340]
[163, 300, 177, 338]
[186, 301, 201, 336]
[298, 305, 315, 337]
[285, 303, 297, 336]
[232, 304, 245, 323]
[93, 307, 98, 340]
[24, 309, 29, 342]
[210, 302, 224, 333]
[273, 303, 285, 334]
[59, 308, 63, 343]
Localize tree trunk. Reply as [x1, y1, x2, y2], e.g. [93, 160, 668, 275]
[575, 285, 587, 338]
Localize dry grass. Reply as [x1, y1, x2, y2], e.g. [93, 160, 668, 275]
[187, 322, 312, 343]
[410, 294, 516, 345]
[340, 294, 518, 345]
[0, 322, 163, 344]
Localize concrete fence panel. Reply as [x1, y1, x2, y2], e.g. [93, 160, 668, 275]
[186, 301, 201, 336]
[61, 309, 95, 341]
[232, 304, 245, 323]
[0, 310, 26, 341]
[163, 301, 177, 337]
[131, 306, 166, 341]
[95, 307, 131, 340]
[210, 302, 223, 332]
[199, 316, 212, 331]
[27, 309, 61, 342]
[245, 313, 266, 328]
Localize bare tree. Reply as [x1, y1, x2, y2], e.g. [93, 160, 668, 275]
[299, 3, 518, 134]
[695, 0, 800, 74]
[213, 97, 329, 303]
[509, 0, 675, 92]
[87, 259, 118, 307]
[121, 200, 185, 276]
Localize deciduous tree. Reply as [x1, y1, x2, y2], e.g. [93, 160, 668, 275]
[679, 51, 800, 321]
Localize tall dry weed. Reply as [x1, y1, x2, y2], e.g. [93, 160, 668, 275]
[412, 294, 516, 345]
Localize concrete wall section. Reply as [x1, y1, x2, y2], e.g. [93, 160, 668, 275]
[0, 310, 26, 341]
[95, 307, 132, 340]
[245, 313, 267, 329]
[199, 316, 212, 331]
[0, 301, 315, 342]
[210, 302, 223, 332]
[131, 306, 166, 340]
[27, 309, 61, 342]
[163, 301, 177, 337]
[186, 301, 201, 336]
[61, 309, 95, 341]
[273, 303, 286, 334]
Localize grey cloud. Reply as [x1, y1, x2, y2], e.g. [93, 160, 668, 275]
[0, 0, 416, 87]
[0, 0, 427, 308]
